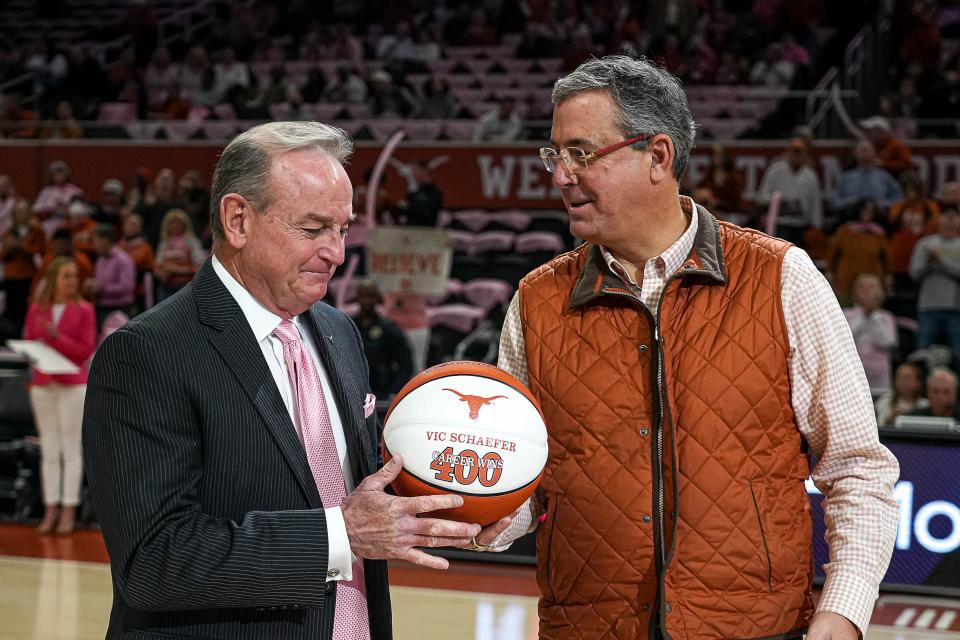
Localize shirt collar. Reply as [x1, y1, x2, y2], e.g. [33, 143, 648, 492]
[599, 195, 699, 285]
[211, 254, 298, 343]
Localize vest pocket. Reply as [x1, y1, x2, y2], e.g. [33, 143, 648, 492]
[749, 480, 774, 593]
[537, 495, 559, 602]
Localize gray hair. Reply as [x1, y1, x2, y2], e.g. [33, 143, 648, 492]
[928, 367, 959, 388]
[552, 55, 696, 180]
[209, 121, 353, 242]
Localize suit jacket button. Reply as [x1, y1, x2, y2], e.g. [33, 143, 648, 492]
[327, 568, 341, 578]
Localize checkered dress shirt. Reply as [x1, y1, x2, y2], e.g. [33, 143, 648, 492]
[493, 197, 899, 636]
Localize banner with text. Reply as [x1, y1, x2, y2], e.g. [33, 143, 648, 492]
[366, 226, 452, 295]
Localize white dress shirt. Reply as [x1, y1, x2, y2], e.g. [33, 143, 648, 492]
[212, 255, 355, 582]
[495, 197, 899, 636]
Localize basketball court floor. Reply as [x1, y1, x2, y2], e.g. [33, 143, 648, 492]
[0, 524, 957, 640]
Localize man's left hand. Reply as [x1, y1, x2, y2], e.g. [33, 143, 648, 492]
[806, 612, 859, 640]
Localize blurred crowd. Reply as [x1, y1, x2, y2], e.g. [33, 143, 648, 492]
[0, 161, 210, 341]
[0, 0, 894, 141]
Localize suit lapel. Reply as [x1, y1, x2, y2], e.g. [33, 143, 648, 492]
[303, 306, 373, 481]
[193, 260, 322, 508]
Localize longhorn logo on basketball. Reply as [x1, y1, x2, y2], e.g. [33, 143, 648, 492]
[443, 388, 507, 420]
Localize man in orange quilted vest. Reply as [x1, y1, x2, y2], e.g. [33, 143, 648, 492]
[470, 56, 900, 640]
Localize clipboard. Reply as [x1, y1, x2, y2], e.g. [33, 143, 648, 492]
[5, 340, 81, 375]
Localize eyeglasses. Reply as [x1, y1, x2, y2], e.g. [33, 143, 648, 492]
[539, 133, 651, 174]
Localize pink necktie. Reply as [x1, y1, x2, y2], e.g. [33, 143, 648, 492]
[273, 320, 370, 640]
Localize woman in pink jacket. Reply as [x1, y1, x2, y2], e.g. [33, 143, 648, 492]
[23, 256, 97, 534]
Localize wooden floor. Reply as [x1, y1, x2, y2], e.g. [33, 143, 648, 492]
[0, 524, 957, 640]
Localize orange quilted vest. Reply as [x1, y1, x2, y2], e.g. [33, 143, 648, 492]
[519, 207, 814, 639]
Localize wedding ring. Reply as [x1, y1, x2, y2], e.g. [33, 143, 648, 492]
[469, 536, 493, 552]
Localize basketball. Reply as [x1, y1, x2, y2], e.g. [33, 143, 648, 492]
[382, 361, 548, 526]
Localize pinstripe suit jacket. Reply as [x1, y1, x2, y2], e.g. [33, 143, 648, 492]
[83, 260, 392, 640]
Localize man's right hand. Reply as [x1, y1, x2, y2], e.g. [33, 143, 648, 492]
[340, 454, 481, 570]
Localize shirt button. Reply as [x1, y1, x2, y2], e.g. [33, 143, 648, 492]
[638, 344, 648, 353]
[643, 603, 651, 612]
[666, 602, 673, 613]
[327, 568, 341, 578]
[639, 428, 649, 437]
[641, 514, 651, 523]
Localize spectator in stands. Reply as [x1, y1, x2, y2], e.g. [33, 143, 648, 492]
[0, 199, 46, 332]
[413, 76, 460, 119]
[23, 256, 96, 534]
[827, 140, 903, 217]
[324, 63, 368, 104]
[375, 20, 419, 65]
[39, 100, 82, 139]
[143, 47, 180, 110]
[153, 208, 205, 302]
[0, 174, 16, 236]
[940, 181, 960, 209]
[0, 93, 37, 139]
[876, 362, 929, 426]
[35, 228, 94, 297]
[87, 224, 136, 327]
[460, 10, 498, 47]
[910, 205, 960, 367]
[180, 45, 210, 106]
[844, 274, 898, 395]
[212, 47, 251, 104]
[66, 199, 96, 262]
[366, 70, 417, 118]
[118, 214, 154, 311]
[136, 168, 182, 248]
[149, 79, 192, 121]
[888, 173, 940, 305]
[756, 137, 823, 245]
[828, 199, 889, 305]
[61, 44, 107, 121]
[748, 42, 795, 87]
[91, 179, 126, 229]
[474, 96, 524, 142]
[908, 367, 959, 420]
[396, 161, 443, 228]
[177, 170, 211, 244]
[299, 67, 328, 104]
[32, 160, 84, 236]
[352, 279, 414, 400]
[859, 116, 914, 177]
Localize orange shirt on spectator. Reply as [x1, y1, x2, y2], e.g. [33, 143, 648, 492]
[828, 221, 889, 298]
[0, 223, 46, 281]
[888, 198, 939, 274]
[876, 136, 913, 175]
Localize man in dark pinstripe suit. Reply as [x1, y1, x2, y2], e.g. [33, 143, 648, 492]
[82, 122, 482, 640]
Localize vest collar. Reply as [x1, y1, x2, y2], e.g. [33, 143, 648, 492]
[568, 203, 728, 309]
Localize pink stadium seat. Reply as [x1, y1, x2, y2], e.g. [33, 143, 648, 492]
[474, 231, 516, 256]
[307, 103, 345, 120]
[446, 230, 476, 254]
[427, 59, 459, 74]
[535, 58, 562, 73]
[463, 59, 493, 75]
[515, 231, 565, 254]
[212, 103, 237, 120]
[427, 304, 487, 333]
[500, 59, 533, 74]
[366, 119, 406, 141]
[444, 74, 478, 87]
[426, 278, 464, 306]
[402, 120, 444, 141]
[98, 102, 136, 123]
[443, 121, 477, 140]
[344, 103, 371, 119]
[163, 123, 200, 141]
[186, 105, 210, 123]
[482, 74, 518, 89]
[201, 122, 239, 140]
[488, 210, 532, 232]
[462, 279, 514, 314]
[452, 210, 491, 233]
